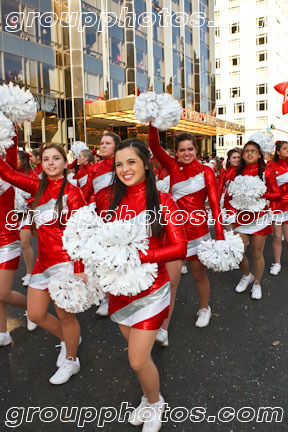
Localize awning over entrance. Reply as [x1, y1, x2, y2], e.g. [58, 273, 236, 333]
[85, 96, 245, 136]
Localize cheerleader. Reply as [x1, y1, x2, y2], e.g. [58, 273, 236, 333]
[74, 149, 93, 189]
[219, 149, 241, 230]
[17, 150, 38, 286]
[0, 135, 36, 346]
[266, 141, 288, 275]
[149, 125, 225, 342]
[82, 132, 121, 316]
[31, 148, 42, 176]
[108, 139, 186, 432]
[233, 141, 281, 299]
[0, 144, 87, 384]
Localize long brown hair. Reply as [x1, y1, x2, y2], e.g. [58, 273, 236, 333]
[226, 148, 241, 169]
[109, 139, 163, 237]
[237, 141, 266, 180]
[274, 141, 288, 162]
[31, 144, 68, 227]
[18, 150, 31, 175]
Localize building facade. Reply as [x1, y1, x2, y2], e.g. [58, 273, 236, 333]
[0, 0, 240, 152]
[215, 0, 288, 158]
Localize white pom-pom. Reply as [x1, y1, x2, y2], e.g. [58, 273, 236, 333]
[48, 274, 105, 313]
[228, 175, 268, 211]
[63, 209, 158, 297]
[67, 173, 77, 186]
[71, 141, 88, 158]
[0, 83, 37, 126]
[14, 187, 31, 211]
[0, 111, 15, 150]
[249, 132, 274, 154]
[156, 176, 170, 193]
[197, 231, 244, 272]
[134, 92, 182, 131]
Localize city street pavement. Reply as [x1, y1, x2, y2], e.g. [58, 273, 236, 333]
[0, 237, 287, 432]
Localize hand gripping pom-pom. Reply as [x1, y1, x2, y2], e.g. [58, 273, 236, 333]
[48, 274, 105, 313]
[14, 187, 31, 212]
[71, 141, 88, 158]
[197, 231, 244, 272]
[134, 92, 182, 131]
[63, 212, 158, 297]
[249, 132, 275, 154]
[156, 176, 170, 193]
[0, 111, 15, 150]
[0, 83, 37, 126]
[228, 175, 268, 211]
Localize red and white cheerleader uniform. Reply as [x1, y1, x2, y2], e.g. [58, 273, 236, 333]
[16, 167, 38, 230]
[267, 158, 288, 224]
[74, 163, 93, 189]
[82, 158, 114, 213]
[0, 136, 21, 270]
[108, 180, 187, 329]
[233, 163, 281, 235]
[0, 159, 86, 289]
[219, 166, 238, 224]
[149, 125, 224, 260]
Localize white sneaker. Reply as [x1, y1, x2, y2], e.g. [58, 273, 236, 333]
[49, 357, 80, 385]
[0, 332, 12, 346]
[251, 284, 262, 300]
[270, 263, 281, 276]
[181, 265, 188, 274]
[128, 395, 148, 426]
[22, 274, 31, 286]
[24, 311, 37, 331]
[195, 306, 212, 328]
[155, 328, 169, 347]
[96, 297, 109, 316]
[142, 395, 165, 432]
[56, 336, 82, 368]
[235, 273, 254, 293]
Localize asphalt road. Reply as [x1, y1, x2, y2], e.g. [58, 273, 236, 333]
[0, 237, 287, 432]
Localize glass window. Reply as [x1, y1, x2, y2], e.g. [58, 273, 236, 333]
[173, 50, 181, 85]
[230, 23, 240, 34]
[237, 134, 243, 146]
[215, 11, 220, 21]
[85, 70, 103, 99]
[234, 102, 245, 113]
[256, 83, 268, 94]
[256, 34, 268, 45]
[218, 135, 224, 146]
[256, 100, 268, 111]
[185, 58, 193, 88]
[216, 58, 220, 68]
[256, 16, 267, 28]
[257, 67, 267, 79]
[111, 78, 125, 98]
[216, 89, 221, 99]
[2, 0, 21, 35]
[217, 106, 226, 115]
[215, 27, 220, 37]
[257, 116, 268, 127]
[4, 52, 22, 84]
[230, 87, 240, 97]
[42, 63, 59, 94]
[257, 51, 268, 61]
[110, 26, 125, 64]
[230, 71, 240, 82]
[230, 55, 240, 66]
[229, 39, 240, 50]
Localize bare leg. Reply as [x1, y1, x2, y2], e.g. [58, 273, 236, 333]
[238, 233, 250, 276]
[28, 288, 62, 339]
[189, 260, 210, 309]
[20, 229, 35, 274]
[161, 260, 182, 331]
[250, 235, 267, 284]
[0, 269, 27, 332]
[54, 304, 80, 360]
[272, 222, 283, 264]
[127, 327, 160, 404]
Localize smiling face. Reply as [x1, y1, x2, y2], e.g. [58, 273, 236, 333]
[42, 148, 67, 179]
[115, 147, 146, 186]
[229, 151, 241, 167]
[242, 144, 261, 165]
[277, 142, 288, 159]
[100, 135, 116, 159]
[175, 140, 197, 164]
[77, 151, 88, 166]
